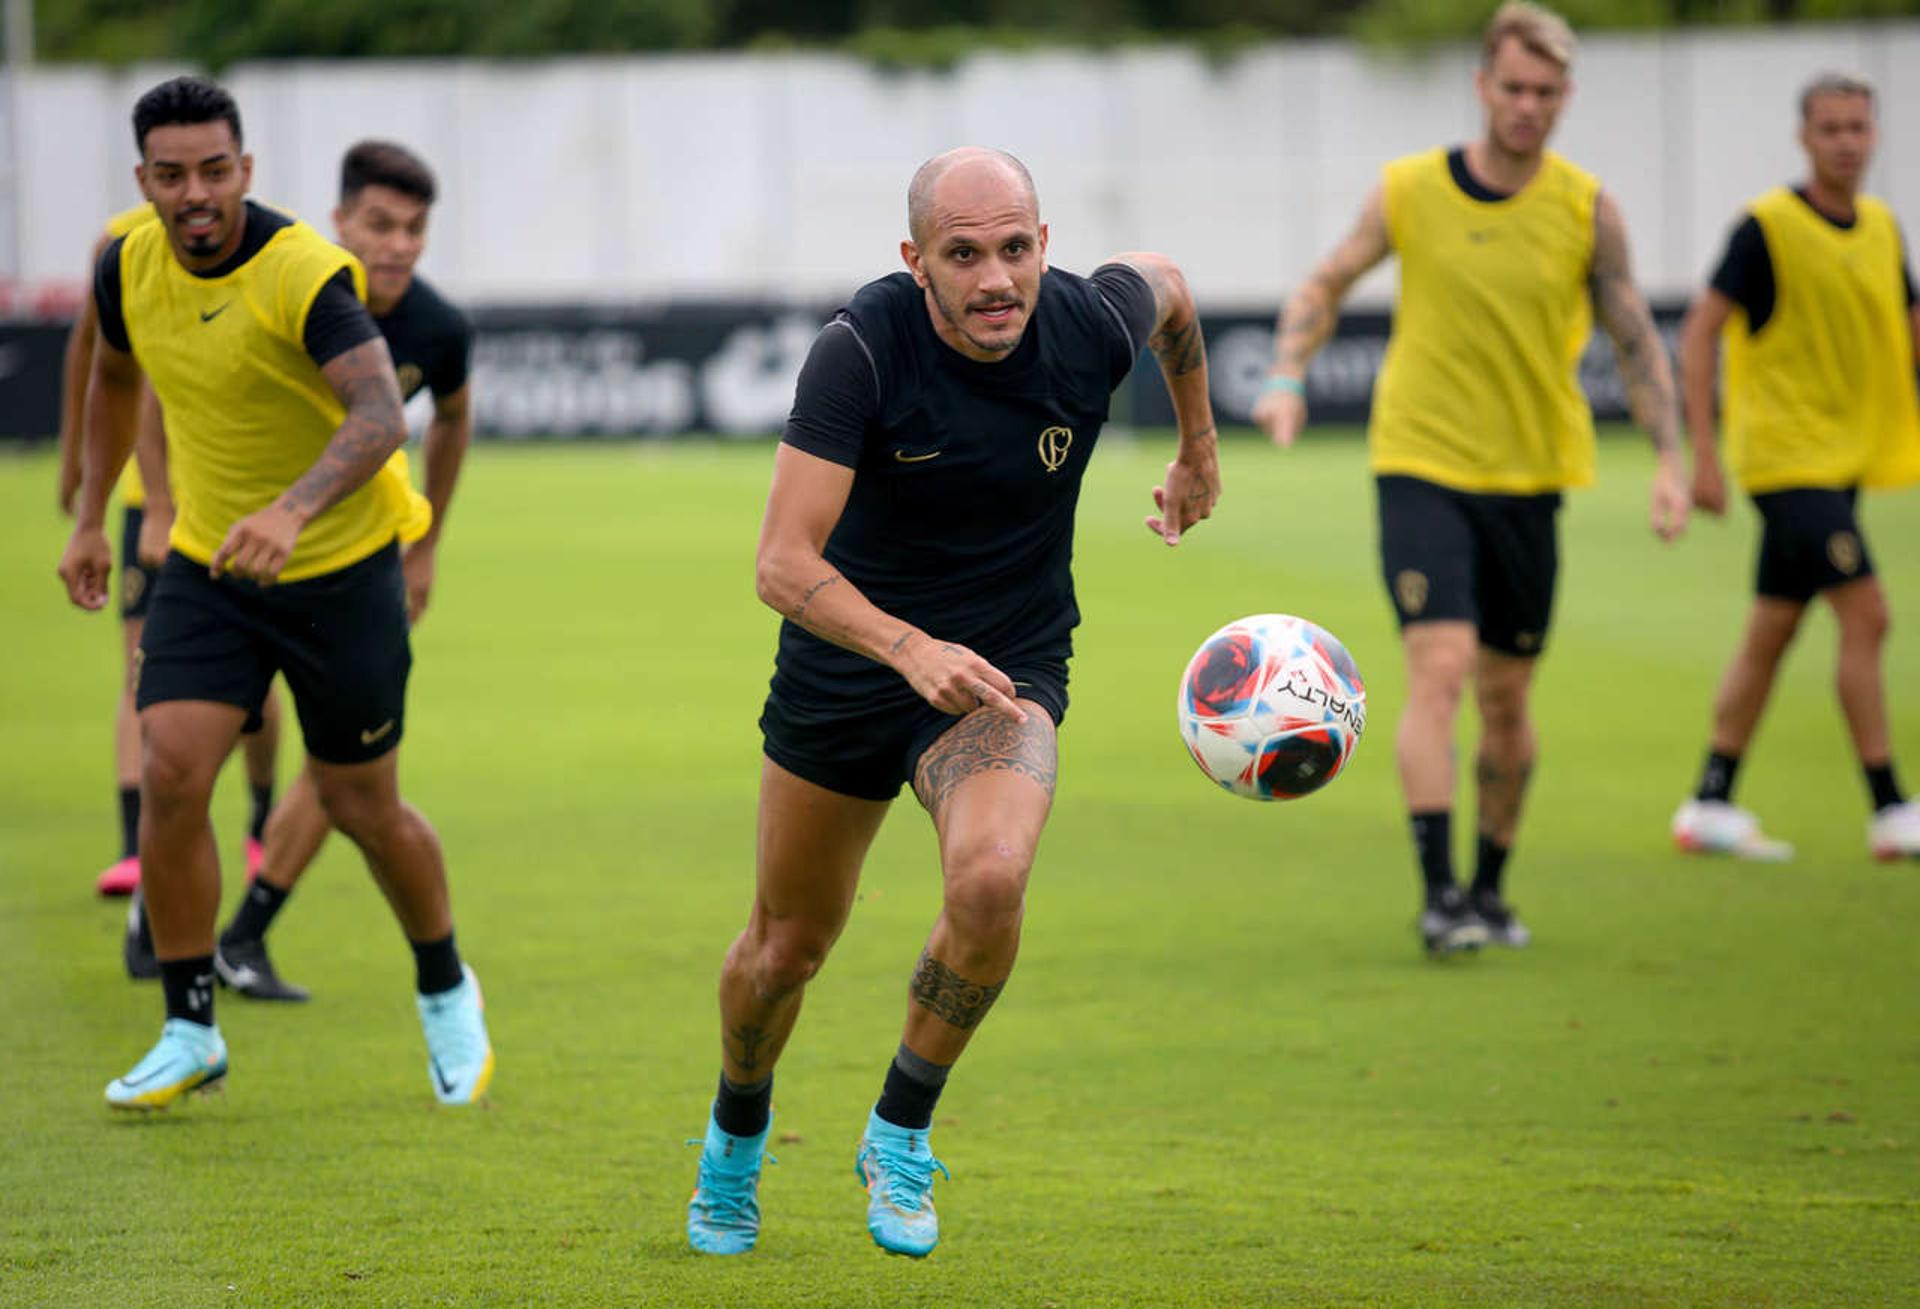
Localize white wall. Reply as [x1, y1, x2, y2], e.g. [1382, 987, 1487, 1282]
[11, 24, 1918, 307]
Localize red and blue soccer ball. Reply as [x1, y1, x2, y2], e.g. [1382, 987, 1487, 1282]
[1177, 613, 1366, 801]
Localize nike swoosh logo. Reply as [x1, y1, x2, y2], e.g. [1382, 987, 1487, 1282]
[118, 1063, 179, 1089]
[360, 720, 396, 745]
[199, 302, 233, 323]
[893, 449, 943, 463]
[431, 1055, 457, 1097]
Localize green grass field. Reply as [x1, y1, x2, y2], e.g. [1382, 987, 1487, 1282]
[2, 432, 1917, 1308]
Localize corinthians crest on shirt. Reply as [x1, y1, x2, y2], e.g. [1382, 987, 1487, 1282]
[1037, 425, 1073, 473]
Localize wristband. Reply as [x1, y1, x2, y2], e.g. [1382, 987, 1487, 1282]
[1259, 375, 1306, 397]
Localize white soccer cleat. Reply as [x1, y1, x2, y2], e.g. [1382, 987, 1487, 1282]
[1868, 800, 1920, 861]
[1671, 799, 1794, 862]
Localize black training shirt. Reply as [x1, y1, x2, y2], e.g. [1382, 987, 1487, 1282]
[1709, 188, 1918, 333]
[774, 262, 1158, 709]
[94, 200, 381, 367]
[375, 274, 473, 403]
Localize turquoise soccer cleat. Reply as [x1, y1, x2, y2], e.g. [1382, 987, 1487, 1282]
[416, 966, 494, 1105]
[687, 1114, 772, 1255]
[854, 1109, 950, 1258]
[105, 1019, 228, 1111]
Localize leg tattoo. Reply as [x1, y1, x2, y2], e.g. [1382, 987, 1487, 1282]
[727, 1023, 771, 1074]
[908, 951, 1004, 1031]
[1475, 754, 1535, 842]
[913, 707, 1057, 815]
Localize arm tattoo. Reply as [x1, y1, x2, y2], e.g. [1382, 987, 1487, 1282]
[912, 704, 1057, 814]
[282, 339, 406, 519]
[727, 1023, 770, 1073]
[789, 571, 842, 624]
[1590, 199, 1681, 455]
[909, 951, 1005, 1031]
[1276, 296, 1330, 375]
[1131, 260, 1207, 378]
[889, 629, 918, 656]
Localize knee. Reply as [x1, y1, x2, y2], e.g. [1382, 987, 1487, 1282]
[1477, 689, 1532, 742]
[141, 736, 218, 811]
[1840, 599, 1890, 648]
[314, 776, 394, 843]
[748, 924, 832, 998]
[942, 838, 1032, 928]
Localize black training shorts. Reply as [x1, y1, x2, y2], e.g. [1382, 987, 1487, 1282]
[760, 660, 1069, 802]
[1751, 486, 1875, 603]
[1376, 474, 1562, 657]
[119, 506, 158, 621]
[135, 542, 411, 764]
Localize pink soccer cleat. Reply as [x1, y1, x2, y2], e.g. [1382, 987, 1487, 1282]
[244, 837, 266, 882]
[96, 856, 141, 897]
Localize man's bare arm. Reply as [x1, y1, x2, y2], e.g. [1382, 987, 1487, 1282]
[1589, 192, 1681, 456]
[56, 234, 115, 513]
[1273, 186, 1392, 381]
[1677, 290, 1737, 515]
[415, 383, 472, 547]
[56, 331, 143, 609]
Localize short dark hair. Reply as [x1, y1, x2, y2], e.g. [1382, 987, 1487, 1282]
[340, 140, 437, 207]
[132, 76, 242, 155]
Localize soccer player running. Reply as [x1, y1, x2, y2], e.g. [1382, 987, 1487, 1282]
[56, 76, 493, 1110]
[57, 209, 284, 907]
[207, 139, 475, 1001]
[1670, 74, 1920, 862]
[685, 147, 1220, 1258]
[1253, 1, 1688, 955]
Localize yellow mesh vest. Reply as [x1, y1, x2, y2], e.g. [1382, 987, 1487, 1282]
[1369, 148, 1600, 494]
[117, 205, 414, 581]
[1722, 188, 1920, 493]
[103, 204, 159, 509]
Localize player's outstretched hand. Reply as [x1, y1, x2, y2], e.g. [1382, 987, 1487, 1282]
[897, 635, 1027, 722]
[1650, 453, 1690, 543]
[1690, 455, 1728, 518]
[211, 502, 304, 584]
[402, 541, 436, 625]
[136, 506, 173, 569]
[57, 525, 113, 611]
[1252, 387, 1306, 449]
[1146, 435, 1221, 546]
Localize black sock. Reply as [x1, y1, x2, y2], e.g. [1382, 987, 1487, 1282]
[1471, 834, 1511, 898]
[874, 1044, 950, 1131]
[221, 879, 290, 948]
[411, 932, 464, 995]
[1410, 810, 1454, 902]
[248, 783, 274, 843]
[1865, 762, 1904, 813]
[713, 1072, 773, 1139]
[118, 786, 141, 861]
[161, 954, 216, 1027]
[1696, 750, 1740, 804]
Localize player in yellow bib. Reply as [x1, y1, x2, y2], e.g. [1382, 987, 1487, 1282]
[1671, 74, 1920, 862]
[55, 76, 492, 1110]
[57, 203, 285, 900]
[1253, 2, 1689, 954]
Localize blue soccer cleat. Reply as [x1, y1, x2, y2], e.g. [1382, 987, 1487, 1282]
[687, 1114, 772, 1255]
[105, 1019, 228, 1111]
[416, 966, 494, 1105]
[854, 1109, 950, 1258]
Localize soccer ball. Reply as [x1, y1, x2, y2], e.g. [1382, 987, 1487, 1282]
[1176, 613, 1366, 801]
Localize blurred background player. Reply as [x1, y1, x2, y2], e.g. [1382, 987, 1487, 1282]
[1671, 73, 1920, 862]
[684, 147, 1220, 1258]
[57, 76, 492, 1110]
[208, 139, 473, 1002]
[58, 207, 283, 903]
[1252, 1, 1690, 954]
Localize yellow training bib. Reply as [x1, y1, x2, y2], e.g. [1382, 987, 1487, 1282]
[1369, 148, 1600, 494]
[1722, 187, 1920, 493]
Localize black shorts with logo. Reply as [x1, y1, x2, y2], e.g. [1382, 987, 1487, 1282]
[135, 542, 411, 764]
[1376, 474, 1562, 657]
[1751, 486, 1874, 602]
[760, 659, 1069, 803]
[119, 506, 158, 621]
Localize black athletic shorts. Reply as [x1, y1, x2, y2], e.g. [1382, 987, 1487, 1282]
[1376, 474, 1562, 657]
[135, 542, 411, 764]
[760, 659, 1069, 802]
[1751, 486, 1874, 603]
[119, 506, 158, 621]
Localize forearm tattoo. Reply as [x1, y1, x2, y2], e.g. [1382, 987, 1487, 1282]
[790, 571, 842, 624]
[283, 340, 406, 519]
[913, 704, 1057, 814]
[1591, 208, 1680, 455]
[1276, 294, 1332, 375]
[909, 951, 1005, 1031]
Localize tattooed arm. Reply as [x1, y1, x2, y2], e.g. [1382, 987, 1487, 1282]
[209, 336, 406, 583]
[1108, 251, 1221, 545]
[1255, 186, 1392, 448]
[1590, 191, 1688, 542]
[757, 444, 1027, 721]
